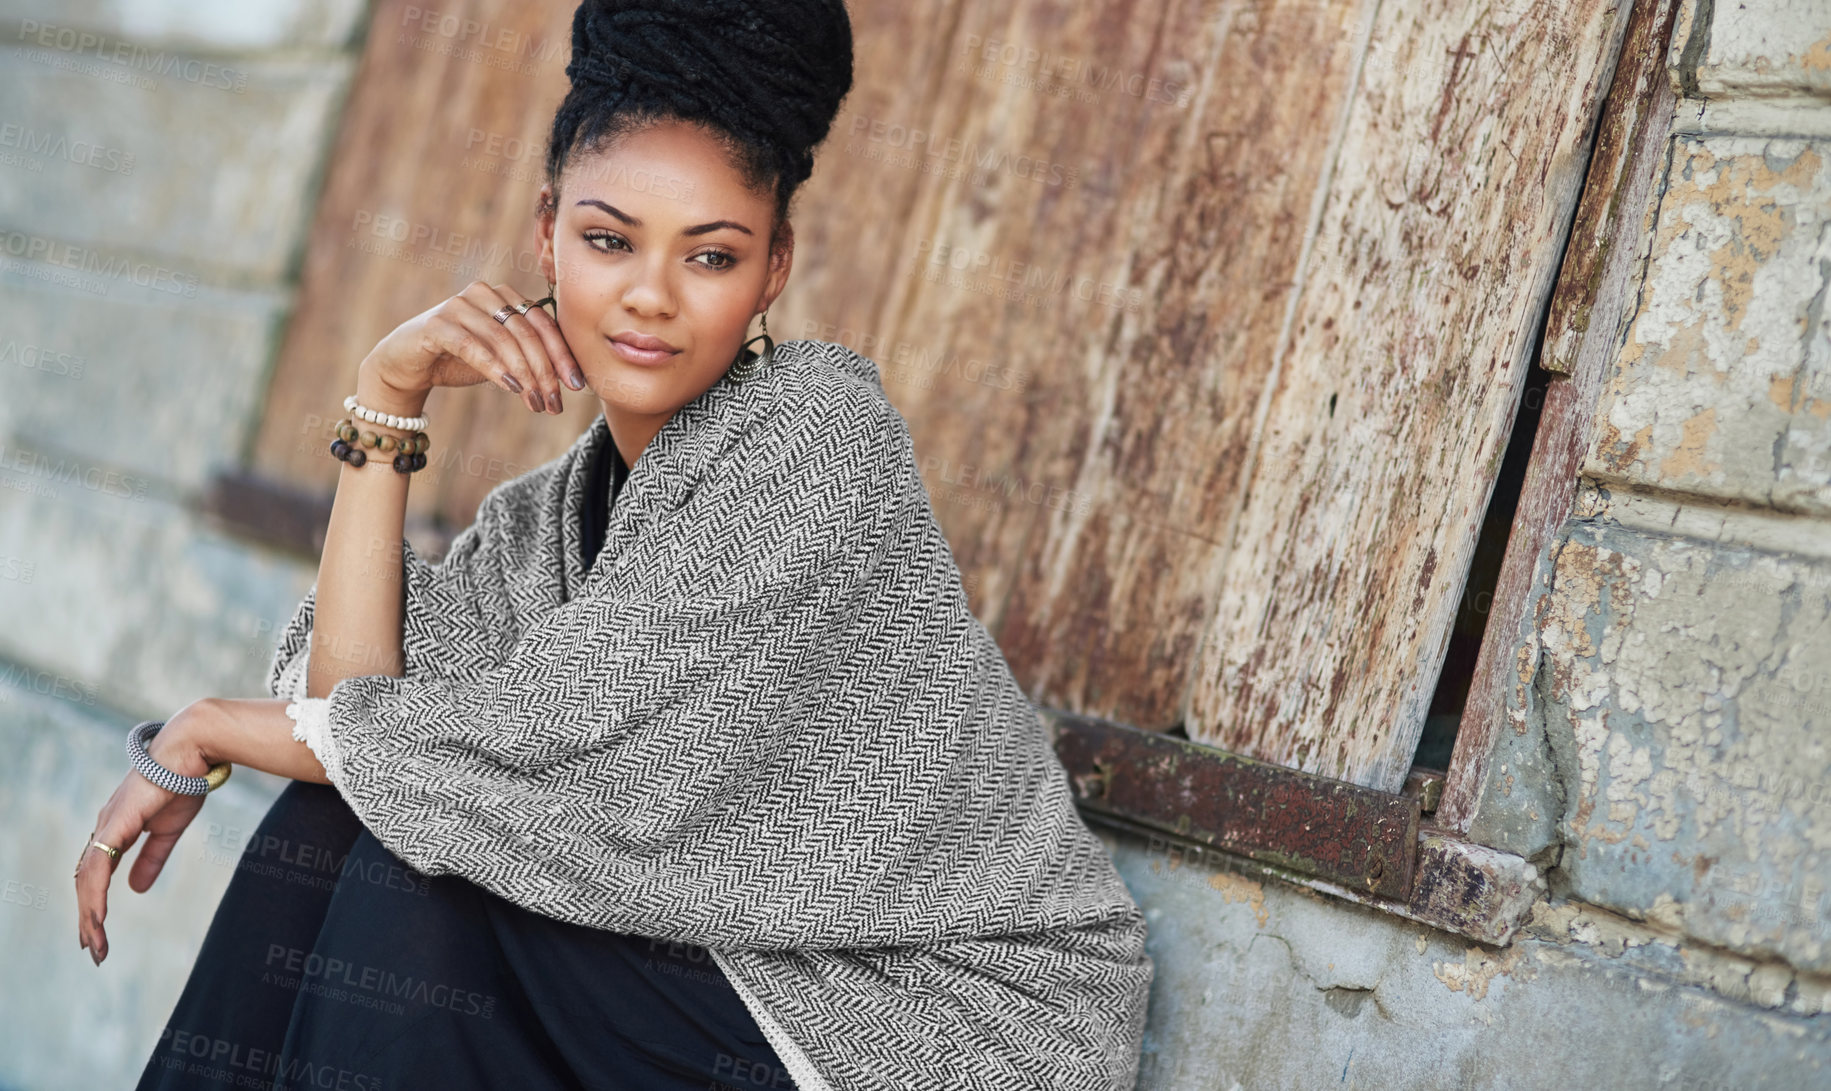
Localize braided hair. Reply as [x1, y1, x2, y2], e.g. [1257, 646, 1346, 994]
[541, 0, 855, 247]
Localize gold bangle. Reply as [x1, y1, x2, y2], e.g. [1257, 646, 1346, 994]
[204, 762, 232, 792]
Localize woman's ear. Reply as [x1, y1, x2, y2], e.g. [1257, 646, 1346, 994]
[761, 218, 794, 312]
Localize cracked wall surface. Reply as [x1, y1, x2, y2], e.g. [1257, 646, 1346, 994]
[1538, 520, 1831, 973]
[1102, 824, 1831, 1090]
[1535, 0, 1831, 984]
[1586, 134, 1831, 515]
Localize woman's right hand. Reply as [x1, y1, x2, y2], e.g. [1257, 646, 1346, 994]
[361, 280, 586, 416]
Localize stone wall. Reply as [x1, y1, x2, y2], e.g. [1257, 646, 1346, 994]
[1541, 116, 1831, 977]
[0, 2, 366, 1087]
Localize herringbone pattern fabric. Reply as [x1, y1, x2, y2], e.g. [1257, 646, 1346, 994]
[267, 339, 1153, 1089]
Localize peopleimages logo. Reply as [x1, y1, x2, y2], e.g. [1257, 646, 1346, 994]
[956, 34, 1193, 109]
[918, 454, 1094, 516]
[844, 111, 1083, 189]
[0, 230, 199, 297]
[14, 19, 249, 92]
[0, 339, 86, 378]
[264, 943, 499, 1020]
[397, 5, 566, 63]
[0, 122, 135, 173]
[151, 1028, 383, 1090]
[459, 126, 698, 197]
[910, 238, 1146, 313]
[0, 439, 150, 502]
[347, 209, 544, 280]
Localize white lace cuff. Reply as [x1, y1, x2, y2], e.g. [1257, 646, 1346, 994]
[285, 697, 341, 782]
[277, 645, 342, 782]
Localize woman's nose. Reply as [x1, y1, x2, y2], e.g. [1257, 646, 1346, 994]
[620, 260, 677, 318]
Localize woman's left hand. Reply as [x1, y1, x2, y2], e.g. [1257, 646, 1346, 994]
[74, 700, 215, 966]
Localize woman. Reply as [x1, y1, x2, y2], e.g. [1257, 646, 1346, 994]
[76, 2, 1154, 1088]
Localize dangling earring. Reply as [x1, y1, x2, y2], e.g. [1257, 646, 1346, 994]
[728, 310, 774, 382]
[532, 278, 557, 321]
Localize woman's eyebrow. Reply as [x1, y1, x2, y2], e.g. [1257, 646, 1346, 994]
[574, 198, 753, 237]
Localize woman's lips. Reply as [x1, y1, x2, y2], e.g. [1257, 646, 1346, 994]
[608, 338, 680, 366]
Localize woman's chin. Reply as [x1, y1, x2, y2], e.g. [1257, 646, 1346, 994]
[592, 372, 721, 418]
[591, 367, 672, 404]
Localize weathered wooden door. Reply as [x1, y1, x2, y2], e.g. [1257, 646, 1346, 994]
[246, 0, 1631, 797]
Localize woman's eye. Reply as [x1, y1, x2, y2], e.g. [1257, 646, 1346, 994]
[583, 232, 732, 271]
[584, 230, 629, 253]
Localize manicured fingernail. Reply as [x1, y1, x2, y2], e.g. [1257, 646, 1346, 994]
[503, 375, 522, 393]
[547, 392, 562, 413]
[566, 369, 584, 390]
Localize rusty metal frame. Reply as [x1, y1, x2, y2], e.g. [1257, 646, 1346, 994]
[1048, 709, 1420, 901]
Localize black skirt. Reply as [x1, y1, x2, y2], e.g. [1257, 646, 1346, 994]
[136, 780, 795, 1091]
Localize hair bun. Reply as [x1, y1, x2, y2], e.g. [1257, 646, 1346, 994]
[565, 0, 854, 194]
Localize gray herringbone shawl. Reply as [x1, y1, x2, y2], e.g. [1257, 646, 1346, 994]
[266, 339, 1153, 1089]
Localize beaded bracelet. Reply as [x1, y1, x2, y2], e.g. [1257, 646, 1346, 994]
[329, 416, 431, 474]
[343, 393, 428, 433]
[126, 720, 231, 796]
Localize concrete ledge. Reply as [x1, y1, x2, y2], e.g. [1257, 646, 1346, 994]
[0, 272, 288, 498]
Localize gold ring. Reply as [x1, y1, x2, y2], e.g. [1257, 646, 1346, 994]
[88, 840, 120, 862]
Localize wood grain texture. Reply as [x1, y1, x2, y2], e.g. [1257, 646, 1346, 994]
[253, 0, 579, 529]
[989, 0, 1369, 729]
[1438, 0, 1683, 830]
[790, 0, 1374, 729]
[1185, 0, 1631, 792]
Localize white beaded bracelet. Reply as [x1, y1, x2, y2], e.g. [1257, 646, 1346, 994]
[344, 393, 429, 433]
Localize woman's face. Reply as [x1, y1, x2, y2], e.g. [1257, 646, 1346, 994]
[536, 119, 791, 447]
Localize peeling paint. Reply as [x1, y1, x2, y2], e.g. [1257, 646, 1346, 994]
[1657, 406, 1720, 479]
[1431, 942, 1532, 1000]
[1207, 870, 1271, 928]
[1584, 135, 1831, 515]
[1537, 519, 1831, 974]
[1695, 14, 1831, 97]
